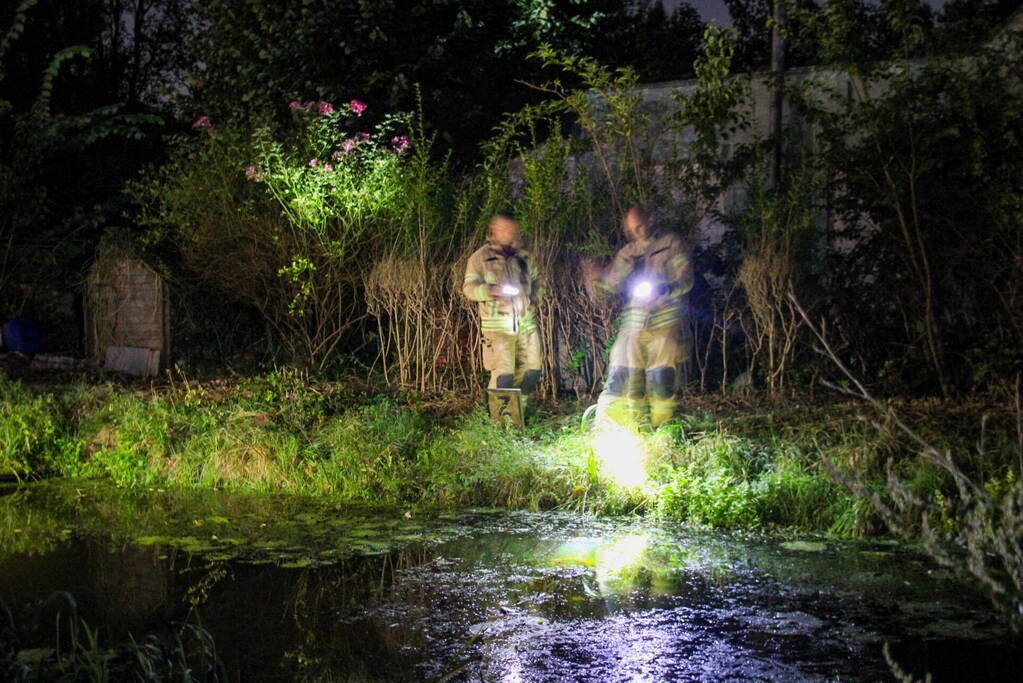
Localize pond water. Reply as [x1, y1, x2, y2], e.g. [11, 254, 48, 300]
[1, 481, 1020, 681]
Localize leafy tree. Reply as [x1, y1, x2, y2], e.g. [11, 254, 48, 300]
[722, 0, 841, 69]
[630, 1, 704, 81]
[723, 0, 941, 71]
[90, 0, 198, 109]
[0, 0, 182, 327]
[186, 0, 703, 161]
[932, 0, 1023, 53]
[795, 11, 1023, 393]
[723, 0, 774, 69]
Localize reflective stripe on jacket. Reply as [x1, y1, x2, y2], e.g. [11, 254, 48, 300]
[463, 242, 542, 333]
[598, 231, 693, 331]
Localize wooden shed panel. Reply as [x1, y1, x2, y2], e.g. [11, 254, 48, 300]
[85, 255, 169, 374]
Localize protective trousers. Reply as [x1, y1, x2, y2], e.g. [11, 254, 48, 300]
[482, 328, 542, 409]
[596, 325, 682, 428]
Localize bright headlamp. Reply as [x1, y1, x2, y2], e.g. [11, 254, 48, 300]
[501, 284, 520, 296]
[631, 280, 654, 301]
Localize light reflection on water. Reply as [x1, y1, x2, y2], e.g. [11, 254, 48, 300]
[413, 534, 809, 680]
[362, 524, 1020, 681]
[1, 482, 1021, 681]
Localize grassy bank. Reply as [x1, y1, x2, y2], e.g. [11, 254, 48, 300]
[2, 370, 1019, 537]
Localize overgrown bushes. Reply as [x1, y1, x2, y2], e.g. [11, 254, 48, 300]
[127, 19, 1023, 401]
[129, 44, 711, 396]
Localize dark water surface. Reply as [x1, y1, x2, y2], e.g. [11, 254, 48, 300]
[1, 481, 1020, 681]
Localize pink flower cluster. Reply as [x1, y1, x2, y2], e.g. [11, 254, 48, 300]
[245, 164, 266, 182]
[334, 132, 373, 159]
[308, 159, 336, 172]
[289, 100, 336, 115]
[349, 99, 367, 117]
[392, 135, 411, 153]
[192, 115, 212, 129]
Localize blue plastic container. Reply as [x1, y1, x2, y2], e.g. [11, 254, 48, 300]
[2, 317, 41, 356]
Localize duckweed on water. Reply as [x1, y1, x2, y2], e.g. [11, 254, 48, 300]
[0, 481, 480, 567]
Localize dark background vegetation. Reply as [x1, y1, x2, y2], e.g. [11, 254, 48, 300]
[1, 0, 1020, 397]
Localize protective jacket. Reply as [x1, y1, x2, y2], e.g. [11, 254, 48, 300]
[595, 230, 693, 429]
[597, 231, 693, 330]
[463, 242, 542, 333]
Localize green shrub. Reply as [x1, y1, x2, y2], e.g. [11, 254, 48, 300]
[306, 398, 429, 501]
[752, 455, 860, 534]
[656, 464, 756, 528]
[75, 391, 176, 487]
[0, 377, 82, 478]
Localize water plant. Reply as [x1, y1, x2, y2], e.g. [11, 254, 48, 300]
[0, 592, 223, 682]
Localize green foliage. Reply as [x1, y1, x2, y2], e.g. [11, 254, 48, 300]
[652, 428, 857, 532]
[32, 45, 93, 118]
[668, 24, 754, 217]
[722, 0, 983, 71]
[630, 0, 705, 82]
[133, 20, 751, 392]
[0, 376, 921, 536]
[676, 25, 750, 150]
[135, 99, 425, 370]
[796, 28, 1023, 393]
[308, 398, 431, 501]
[77, 391, 174, 487]
[188, 1, 704, 160]
[132, 123, 276, 263]
[820, 386, 1023, 628]
[10, 373, 1019, 543]
[256, 103, 409, 235]
[254, 101, 410, 326]
[521, 44, 647, 212]
[237, 367, 328, 427]
[416, 409, 591, 510]
[752, 454, 861, 534]
[658, 463, 757, 528]
[504, 0, 634, 53]
[0, 376, 82, 478]
[0, 1, 38, 68]
[0, 0, 166, 319]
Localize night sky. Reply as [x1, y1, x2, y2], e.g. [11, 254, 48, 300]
[676, 0, 733, 24]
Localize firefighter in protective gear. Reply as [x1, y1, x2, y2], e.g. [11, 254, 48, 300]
[586, 206, 693, 429]
[462, 212, 543, 412]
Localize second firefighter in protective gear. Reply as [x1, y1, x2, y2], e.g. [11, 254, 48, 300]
[462, 212, 543, 412]
[587, 206, 693, 428]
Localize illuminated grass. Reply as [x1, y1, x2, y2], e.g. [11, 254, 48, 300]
[4, 374, 1018, 536]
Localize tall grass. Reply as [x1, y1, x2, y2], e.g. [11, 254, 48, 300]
[10, 372, 1016, 538]
[0, 592, 223, 682]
